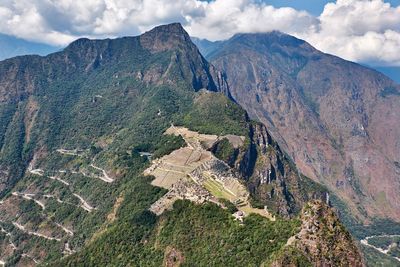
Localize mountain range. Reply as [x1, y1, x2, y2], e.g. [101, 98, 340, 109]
[0, 23, 398, 266]
[0, 34, 398, 85]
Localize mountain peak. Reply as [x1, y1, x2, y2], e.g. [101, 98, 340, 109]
[140, 22, 192, 53]
[149, 22, 186, 34]
[229, 31, 309, 50]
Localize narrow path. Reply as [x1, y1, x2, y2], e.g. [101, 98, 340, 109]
[22, 254, 39, 264]
[72, 193, 95, 212]
[49, 176, 70, 186]
[29, 168, 44, 176]
[63, 242, 76, 255]
[12, 192, 46, 210]
[56, 147, 114, 183]
[56, 149, 83, 157]
[0, 226, 16, 250]
[89, 164, 114, 183]
[55, 223, 73, 236]
[43, 195, 89, 213]
[12, 222, 61, 241]
[361, 235, 400, 262]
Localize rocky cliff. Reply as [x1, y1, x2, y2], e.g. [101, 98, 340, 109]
[269, 200, 364, 267]
[208, 31, 400, 222]
[214, 122, 328, 218]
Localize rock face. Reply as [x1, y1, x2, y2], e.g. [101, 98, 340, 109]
[140, 23, 219, 91]
[269, 200, 364, 267]
[208, 32, 400, 222]
[230, 123, 328, 217]
[283, 200, 364, 266]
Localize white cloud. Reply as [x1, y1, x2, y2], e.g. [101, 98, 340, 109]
[0, 0, 399, 66]
[0, 0, 78, 45]
[300, 0, 400, 66]
[185, 0, 317, 41]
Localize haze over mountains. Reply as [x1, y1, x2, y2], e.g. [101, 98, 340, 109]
[0, 23, 398, 266]
[0, 34, 59, 61]
[373, 66, 400, 84]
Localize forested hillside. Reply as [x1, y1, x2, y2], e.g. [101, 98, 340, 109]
[0, 23, 362, 266]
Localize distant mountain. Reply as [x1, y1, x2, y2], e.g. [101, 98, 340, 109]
[0, 23, 361, 266]
[0, 33, 59, 60]
[373, 66, 400, 84]
[191, 37, 224, 59]
[208, 31, 400, 225]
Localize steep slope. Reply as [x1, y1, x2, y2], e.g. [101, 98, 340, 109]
[208, 32, 400, 223]
[208, 118, 328, 218]
[0, 23, 361, 266]
[0, 23, 218, 194]
[268, 200, 364, 267]
[0, 23, 223, 265]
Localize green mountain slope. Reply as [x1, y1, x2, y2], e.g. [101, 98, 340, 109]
[0, 23, 362, 266]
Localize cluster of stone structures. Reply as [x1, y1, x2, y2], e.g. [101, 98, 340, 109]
[189, 158, 231, 183]
[150, 179, 213, 215]
[146, 126, 258, 218]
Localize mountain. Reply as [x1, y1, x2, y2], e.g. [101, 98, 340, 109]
[207, 32, 400, 225]
[0, 23, 362, 266]
[0, 33, 59, 61]
[191, 37, 224, 59]
[195, 37, 400, 85]
[373, 66, 400, 84]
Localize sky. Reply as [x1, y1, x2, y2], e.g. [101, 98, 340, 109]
[0, 0, 400, 66]
[264, 0, 400, 15]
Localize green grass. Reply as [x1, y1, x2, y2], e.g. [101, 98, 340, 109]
[203, 176, 235, 200]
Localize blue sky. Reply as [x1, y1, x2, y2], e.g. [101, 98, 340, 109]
[0, 0, 399, 66]
[263, 0, 400, 15]
[263, 0, 332, 15]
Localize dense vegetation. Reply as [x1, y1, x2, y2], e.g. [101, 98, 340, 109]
[56, 199, 300, 266]
[210, 138, 237, 164]
[362, 246, 400, 267]
[181, 91, 248, 136]
[0, 24, 367, 266]
[0, 28, 282, 265]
